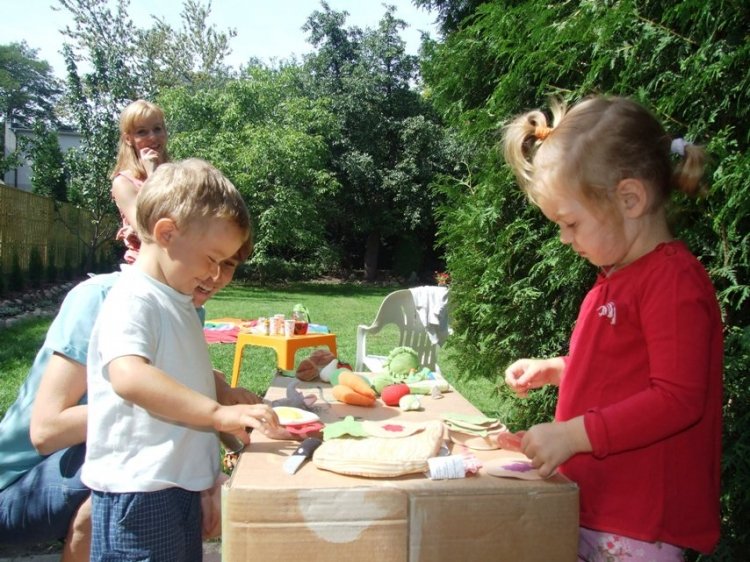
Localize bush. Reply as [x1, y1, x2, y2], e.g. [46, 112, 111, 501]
[45, 246, 57, 284]
[28, 247, 44, 289]
[9, 252, 24, 292]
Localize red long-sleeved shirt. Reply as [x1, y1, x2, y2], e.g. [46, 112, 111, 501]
[557, 241, 722, 553]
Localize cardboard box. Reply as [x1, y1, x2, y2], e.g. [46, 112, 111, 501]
[222, 376, 579, 561]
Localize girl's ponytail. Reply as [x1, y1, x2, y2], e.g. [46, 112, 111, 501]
[671, 139, 707, 197]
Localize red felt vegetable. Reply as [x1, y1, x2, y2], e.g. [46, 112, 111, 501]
[380, 383, 411, 407]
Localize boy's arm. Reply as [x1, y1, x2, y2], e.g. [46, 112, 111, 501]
[213, 369, 262, 405]
[109, 355, 278, 437]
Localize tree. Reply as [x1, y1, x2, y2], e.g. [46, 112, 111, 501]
[303, 3, 452, 280]
[21, 122, 68, 201]
[159, 64, 341, 279]
[138, 0, 237, 92]
[412, 0, 488, 35]
[0, 42, 61, 175]
[0, 42, 61, 127]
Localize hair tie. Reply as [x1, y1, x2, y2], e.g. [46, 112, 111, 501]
[535, 125, 552, 141]
[670, 137, 689, 157]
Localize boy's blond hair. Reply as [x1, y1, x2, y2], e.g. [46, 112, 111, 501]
[136, 158, 250, 245]
[110, 99, 170, 181]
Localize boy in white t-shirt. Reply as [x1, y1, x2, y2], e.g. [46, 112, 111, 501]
[83, 158, 281, 561]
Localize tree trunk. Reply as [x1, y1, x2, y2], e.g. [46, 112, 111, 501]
[364, 231, 380, 281]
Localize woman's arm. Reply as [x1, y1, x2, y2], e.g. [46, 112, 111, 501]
[30, 353, 88, 455]
[111, 174, 139, 227]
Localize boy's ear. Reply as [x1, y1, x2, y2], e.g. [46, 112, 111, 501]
[616, 178, 648, 217]
[153, 218, 178, 247]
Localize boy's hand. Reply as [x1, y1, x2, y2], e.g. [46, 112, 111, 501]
[520, 417, 591, 478]
[213, 403, 282, 445]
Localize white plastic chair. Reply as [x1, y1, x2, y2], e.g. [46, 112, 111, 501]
[355, 287, 448, 374]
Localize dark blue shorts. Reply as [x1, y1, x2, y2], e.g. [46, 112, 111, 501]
[0, 443, 89, 544]
[91, 487, 202, 562]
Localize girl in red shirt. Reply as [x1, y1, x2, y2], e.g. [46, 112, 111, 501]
[110, 99, 170, 263]
[502, 96, 722, 560]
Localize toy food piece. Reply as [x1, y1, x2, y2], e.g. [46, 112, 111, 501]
[442, 412, 507, 450]
[296, 349, 337, 381]
[332, 384, 376, 407]
[398, 394, 421, 411]
[336, 371, 375, 398]
[371, 374, 395, 394]
[272, 406, 320, 426]
[495, 430, 526, 452]
[384, 346, 420, 381]
[381, 383, 411, 406]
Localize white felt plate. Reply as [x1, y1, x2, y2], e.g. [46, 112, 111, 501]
[273, 406, 320, 426]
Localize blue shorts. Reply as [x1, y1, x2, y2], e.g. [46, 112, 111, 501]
[91, 488, 202, 562]
[0, 443, 89, 544]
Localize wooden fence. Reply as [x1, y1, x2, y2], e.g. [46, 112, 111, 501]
[0, 184, 104, 290]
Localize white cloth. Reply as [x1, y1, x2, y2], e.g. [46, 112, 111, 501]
[83, 267, 219, 493]
[409, 286, 451, 345]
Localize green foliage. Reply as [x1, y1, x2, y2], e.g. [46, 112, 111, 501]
[45, 246, 57, 284]
[159, 67, 341, 279]
[9, 251, 24, 292]
[302, 4, 453, 278]
[424, 1, 750, 557]
[0, 41, 61, 127]
[21, 122, 68, 201]
[27, 247, 44, 289]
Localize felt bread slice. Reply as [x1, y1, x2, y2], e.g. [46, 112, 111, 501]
[313, 420, 445, 477]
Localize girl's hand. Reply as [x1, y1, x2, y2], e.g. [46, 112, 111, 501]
[504, 357, 565, 397]
[521, 417, 591, 478]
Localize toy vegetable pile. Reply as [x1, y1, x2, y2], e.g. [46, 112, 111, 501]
[331, 370, 376, 407]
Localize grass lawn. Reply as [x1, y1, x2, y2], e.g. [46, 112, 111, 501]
[0, 281, 499, 419]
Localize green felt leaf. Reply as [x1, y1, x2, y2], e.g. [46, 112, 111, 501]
[322, 416, 369, 440]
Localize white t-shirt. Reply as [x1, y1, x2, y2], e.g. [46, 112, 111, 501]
[82, 267, 219, 493]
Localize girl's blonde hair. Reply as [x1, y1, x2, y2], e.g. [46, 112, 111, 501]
[503, 96, 706, 210]
[136, 158, 251, 246]
[110, 99, 170, 181]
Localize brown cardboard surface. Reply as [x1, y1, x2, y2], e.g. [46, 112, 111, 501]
[223, 376, 579, 562]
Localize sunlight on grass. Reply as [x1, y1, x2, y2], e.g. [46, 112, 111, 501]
[1, 281, 498, 419]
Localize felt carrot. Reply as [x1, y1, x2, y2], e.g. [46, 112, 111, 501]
[338, 371, 376, 399]
[332, 384, 376, 407]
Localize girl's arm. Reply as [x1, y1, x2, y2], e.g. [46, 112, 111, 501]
[30, 353, 88, 455]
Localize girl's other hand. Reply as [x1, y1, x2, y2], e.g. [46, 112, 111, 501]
[504, 357, 565, 397]
[521, 417, 591, 478]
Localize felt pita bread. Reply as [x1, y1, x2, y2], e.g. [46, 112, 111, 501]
[313, 420, 445, 477]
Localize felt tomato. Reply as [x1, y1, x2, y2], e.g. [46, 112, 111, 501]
[381, 383, 411, 406]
